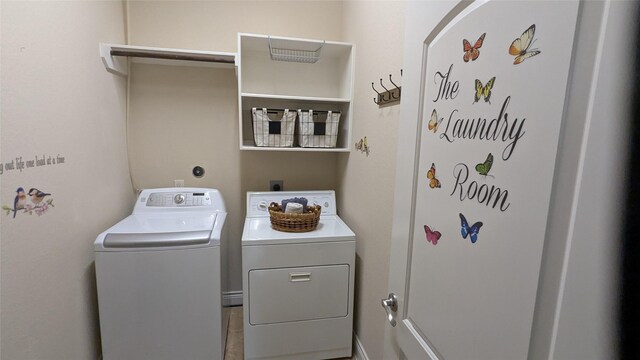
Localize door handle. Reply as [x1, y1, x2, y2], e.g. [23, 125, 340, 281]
[289, 272, 311, 282]
[381, 293, 398, 327]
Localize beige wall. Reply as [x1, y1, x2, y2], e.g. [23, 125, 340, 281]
[338, 1, 405, 358]
[0, 1, 131, 359]
[126, 1, 346, 293]
[127, 0, 344, 52]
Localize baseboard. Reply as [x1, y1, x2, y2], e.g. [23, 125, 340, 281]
[223, 290, 243, 306]
[353, 332, 370, 360]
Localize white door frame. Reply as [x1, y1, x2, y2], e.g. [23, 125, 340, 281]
[383, 1, 464, 358]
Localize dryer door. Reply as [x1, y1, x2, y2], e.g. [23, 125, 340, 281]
[249, 264, 350, 325]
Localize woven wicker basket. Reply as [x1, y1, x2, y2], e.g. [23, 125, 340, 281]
[268, 202, 321, 232]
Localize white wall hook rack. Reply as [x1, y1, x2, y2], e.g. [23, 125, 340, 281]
[372, 71, 402, 107]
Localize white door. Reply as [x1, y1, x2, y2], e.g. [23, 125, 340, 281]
[383, 1, 579, 359]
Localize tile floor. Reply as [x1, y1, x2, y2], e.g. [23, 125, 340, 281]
[223, 307, 355, 360]
[224, 307, 245, 359]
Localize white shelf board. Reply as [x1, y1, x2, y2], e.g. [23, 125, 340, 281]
[100, 43, 237, 76]
[240, 141, 350, 152]
[241, 93, 350, 103]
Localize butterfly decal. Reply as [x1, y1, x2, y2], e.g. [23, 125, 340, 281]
[424, 225, 442, 245]
[509, 24, 541, 65]
[459, 213, 483, 244]
[355, 136, 370, 156]
[473, 77, 496, 104]
[428, 109, 442, 133]
[475, 153, 494, 176]
[427, 163, 441, 189]
[463, 33, 486, 62]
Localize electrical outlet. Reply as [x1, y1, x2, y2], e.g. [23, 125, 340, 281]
[269, 180, 283, 191]
[174, 180, 184, 187]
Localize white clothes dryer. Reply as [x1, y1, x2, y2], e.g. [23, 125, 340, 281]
[95, 188, 229, 360]
[242, 190, 355, 360]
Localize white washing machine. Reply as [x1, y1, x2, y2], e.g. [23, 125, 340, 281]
[95, 188, 229, 360]
[242, 190, 355, 360]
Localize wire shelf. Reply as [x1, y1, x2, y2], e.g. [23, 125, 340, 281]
[268, 37, 324, 64]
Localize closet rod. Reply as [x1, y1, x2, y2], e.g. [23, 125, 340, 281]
[110, 49, 236, 64]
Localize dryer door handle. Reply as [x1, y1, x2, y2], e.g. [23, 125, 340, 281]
[289, 272, 312, 282]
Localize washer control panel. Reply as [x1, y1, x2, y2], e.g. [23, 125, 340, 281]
[145, 191, 212, 207]
[247, 191, 337, 217]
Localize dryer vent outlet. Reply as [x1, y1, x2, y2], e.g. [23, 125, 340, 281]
[270, 180, 283, 191]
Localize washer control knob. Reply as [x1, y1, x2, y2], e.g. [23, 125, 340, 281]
[258, 201, 268, 211]
[324, 202, 329, 208]
[174, 194, 185, 204]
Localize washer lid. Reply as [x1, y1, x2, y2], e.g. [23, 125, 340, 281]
[103, 231, 212, 248]
[242, 215, 355, 245]
[100, 213, 217, 249]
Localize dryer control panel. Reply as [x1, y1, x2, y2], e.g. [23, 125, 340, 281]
[246, 191, 337, 217]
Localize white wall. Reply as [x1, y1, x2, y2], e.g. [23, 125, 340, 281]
[0, 1, 131, 359]
[337, 1, 405, 358]
[543, 1, 634, 357]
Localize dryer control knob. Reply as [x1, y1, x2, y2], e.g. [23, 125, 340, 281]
[258, 201, 268, 211]
[174, 194, 185, 204]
